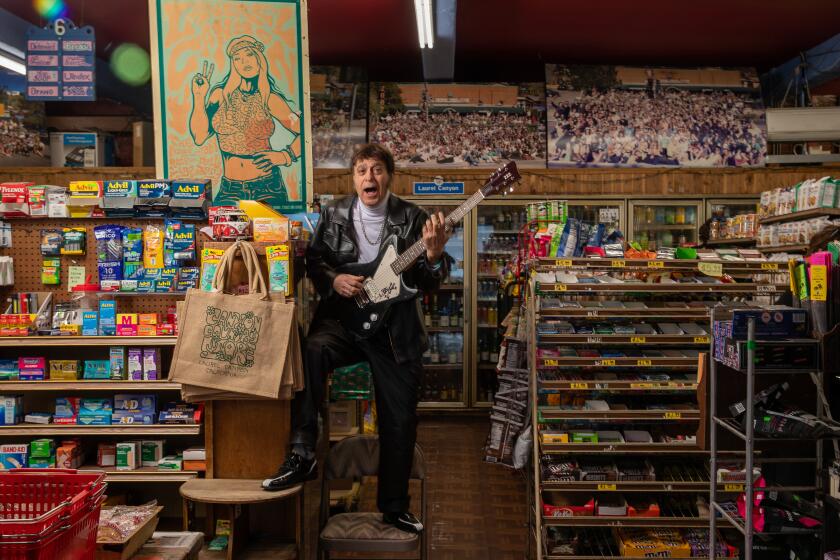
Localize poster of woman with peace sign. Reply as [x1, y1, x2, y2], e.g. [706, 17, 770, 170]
[150, 0, 312, 213]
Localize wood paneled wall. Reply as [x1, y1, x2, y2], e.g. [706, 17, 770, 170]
[2, 165, 839, 198]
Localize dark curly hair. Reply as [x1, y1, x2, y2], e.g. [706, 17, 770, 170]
[351, 143, 395, 176]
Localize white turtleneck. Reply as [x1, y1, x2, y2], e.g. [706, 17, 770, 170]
[352, 192, 390, 263]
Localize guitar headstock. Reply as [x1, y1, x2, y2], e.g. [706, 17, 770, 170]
[481, 161, 521, 197]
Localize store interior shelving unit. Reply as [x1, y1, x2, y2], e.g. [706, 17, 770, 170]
[709, 309, 833, 559]
[528, 257, 788, 559]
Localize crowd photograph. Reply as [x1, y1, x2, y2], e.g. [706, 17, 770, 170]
[546, 65, 767, 168]
[0, 85, 47, 164]
[369, 82, 546, 168]
[310, 66, 368, 168]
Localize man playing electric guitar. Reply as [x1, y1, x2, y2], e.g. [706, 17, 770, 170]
[262, 143, 450, 534]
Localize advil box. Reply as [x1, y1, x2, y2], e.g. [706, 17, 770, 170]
[0, 183, 32, 217]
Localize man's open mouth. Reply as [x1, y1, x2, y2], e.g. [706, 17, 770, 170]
[363, 186, 378, 194]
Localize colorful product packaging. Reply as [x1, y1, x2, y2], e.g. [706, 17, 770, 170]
[109, 347, 126, 379]
[82, 311, 99, 336]
[99, 300, 116, 336]
[141, 441, 165, 467]
[0, 444, 28, 469]
[143, 225, 165, 268]
[0, 359, 19, 380]
[164, 219, 196, 266]
[54, 398, 80, 424]
[200, 248, 225, 291]
[143, 348, 160, 380]
[18, 357, 46, 381]
[49, 360, 80, 381]
[41, 258, 60, 285]
[127, 348, 143, 380]
[116, 441, 139, 471]
[83, 360, 110, 379]
[60, 228, 86, 255]
[97, 443, 116, 467]
[40, 229, 62, 256]
[266, 244, 291, 295]
[0, 395, 23, 425]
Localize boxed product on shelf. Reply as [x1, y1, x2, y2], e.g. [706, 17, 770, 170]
[50, 360, 80, 380]
[112, 410, 156, 424]
[0, 359, 18, 380]
[158, 454, 183, 471]
[99, 300, 117, 336]
[136, 180, 172, 218]
[141, 440, 164, 467]
[116, 441, 141, 470]
[596, 495, 627, 516]
[97, 443, 116, 467]
[159, 403, 202, 424]
[109, 347, 125, 379]
[542, 494, 595, 517]
[56, 439, 83, 469]
[78, 397, 112, 425]
[18, 357, 46, 380]
[30, 438, 55, 458]
[170, 179, 210, 219]
[24, 412, 52, 424]
[84, 360, 111, 379]
[54, 397, 80, 424]
[143, 348, 161, 380]
[0, 395, 23, 425]
[615, 528, 691, 558]
[82, 311, 99, 336]
[114, 394, 156, 412]
[715, 306, 808, 339]
[0, 182, 32, 217]
[716, 337, 819, 370]
[28, 454, 56, 468]
[0, 444, 28, 469]
[127, 348, 143, 380]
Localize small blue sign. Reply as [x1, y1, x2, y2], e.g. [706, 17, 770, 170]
[26, 18, 96, 101]
[412, 181, 465, 195]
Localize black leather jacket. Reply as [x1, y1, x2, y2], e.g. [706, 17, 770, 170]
[306, 193, 450, 363]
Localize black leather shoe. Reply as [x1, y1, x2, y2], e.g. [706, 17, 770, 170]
[261, 453, 317, 491]
[383, 512, 424, 533]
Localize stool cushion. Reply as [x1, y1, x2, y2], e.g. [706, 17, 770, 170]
[320, 512, 419, 552]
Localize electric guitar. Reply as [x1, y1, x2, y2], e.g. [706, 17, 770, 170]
[336, 162, 521, 338]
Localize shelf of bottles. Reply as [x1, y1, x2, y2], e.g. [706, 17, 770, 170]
[631, 201, 701, 250]
[418, 203, 467, 406]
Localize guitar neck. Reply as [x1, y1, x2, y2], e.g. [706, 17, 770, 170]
[391, 190, 486, 275]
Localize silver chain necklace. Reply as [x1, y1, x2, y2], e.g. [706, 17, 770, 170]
[356, 198, 386, 245]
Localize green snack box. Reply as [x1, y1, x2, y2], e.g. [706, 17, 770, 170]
[29, 438, 55, 458]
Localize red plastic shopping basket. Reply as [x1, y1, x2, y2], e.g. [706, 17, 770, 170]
[0, 469, 107, 560]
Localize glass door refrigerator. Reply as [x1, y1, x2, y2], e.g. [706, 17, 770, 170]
[705, 197, 759, 245]
[566, 197, 626, 238]
[411, 199, 470, 408]
[628, 199, 704, 250]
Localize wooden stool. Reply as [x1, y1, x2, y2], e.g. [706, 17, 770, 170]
[180, 479, 304, 559]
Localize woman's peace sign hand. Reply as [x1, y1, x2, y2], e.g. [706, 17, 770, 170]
[191, 60, 215, 98]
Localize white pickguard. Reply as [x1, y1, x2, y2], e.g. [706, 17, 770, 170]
[364, 245, 402, 303]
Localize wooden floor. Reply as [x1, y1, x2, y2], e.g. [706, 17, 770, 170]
[303, 415, 529, 560]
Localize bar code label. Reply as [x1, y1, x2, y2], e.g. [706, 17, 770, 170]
[597, 483, 617, 491]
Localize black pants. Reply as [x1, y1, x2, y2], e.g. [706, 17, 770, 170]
[291, 319, 422, 514]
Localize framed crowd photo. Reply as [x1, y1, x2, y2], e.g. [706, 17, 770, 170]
[149, 0, 312, 213]
[310, 66, 367, 168]
[369, 82, 546, 169]
[546, 65, 767, 168]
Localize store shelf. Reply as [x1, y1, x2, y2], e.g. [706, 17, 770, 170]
[714, 416, 839, 442]
[0, 336, 177, 347]
[705, 237, 756, 246]
[631, 224, 697, 231]
[96, 291, 186, 297]
[477, 323, 498, 329]
[425, 326, 463, 332]
[538, 334, 709, 345]
[438, 284, 466, 291]
[712, 357, 819, 376]
[759, 208, 840, 225]
[79, 466, 199, 483]
[539, 307, 710, 320]
[0, 380, 180, 391]
[539, 407, 700, 422]
[537, 283, 786, 294]
[535, 257, 779, 273]
[539, 379, 698, 392]
[421, 364, 464, 370]
[0, 424, 201, 436]
[541, 442, 704, 455]
[711, 501, 820, 536]
[542, 480, 711, 492]
[539, 357, 698, 368]
[541, 516, 710, 528]
[757, 244, 808, 253]
[478, 363, 498, 369]
[477, 274, 500, 279]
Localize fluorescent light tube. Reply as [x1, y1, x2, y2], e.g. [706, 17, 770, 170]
[0, 54, 25, 75]
[414, 0, 434, 49]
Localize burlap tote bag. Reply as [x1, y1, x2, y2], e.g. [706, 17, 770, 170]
[169, 240, 300, 399]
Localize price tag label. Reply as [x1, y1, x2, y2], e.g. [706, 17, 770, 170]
[586, 310, 599, 318]
[698, 262, 723, 277]
[811, 265, 828, 301]
[724, 484, 744, 492]
[756, 284, 777, 293]
[693, 336, 710, 344]
[597, 483, 617, 491]
[586, 336, 602, 344]
[570, 382, 589, 390]
[636, 359, 653, 367]
[649, 261, 664, 268]
[630, 336, 646, 344]
[667, 382, 687, 388]
[555, 259, 572, 267]
[664, 411, 682, 419]
[761, 262, 779, 271]
[631, 383, 654, 389]
[600, 359, 617, 366]
[544, 359, 559, 367]
[555, 284, 568, 292]
[611, 260, 626, 268]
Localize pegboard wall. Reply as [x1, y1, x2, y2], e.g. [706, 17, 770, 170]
[1, 218, 198, 316]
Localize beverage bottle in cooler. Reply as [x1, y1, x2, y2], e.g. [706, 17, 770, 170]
[439, 296, 450, 327]
[423, 295, 431, 328]
[431, 295, 439, 327]
[489, 332, 500, 363]
[430, 334, 440, 364]
[456, 335, 463, 363]
[489, 305, 497, 326]
[447, 343, 457, 365]
[480, 333, 490, 362]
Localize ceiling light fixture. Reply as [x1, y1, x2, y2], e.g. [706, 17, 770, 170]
[0, 53, 25, 75]
[414, 0, 434, 49]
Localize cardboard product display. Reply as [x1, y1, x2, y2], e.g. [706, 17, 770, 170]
[169, 240, 303, 400]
